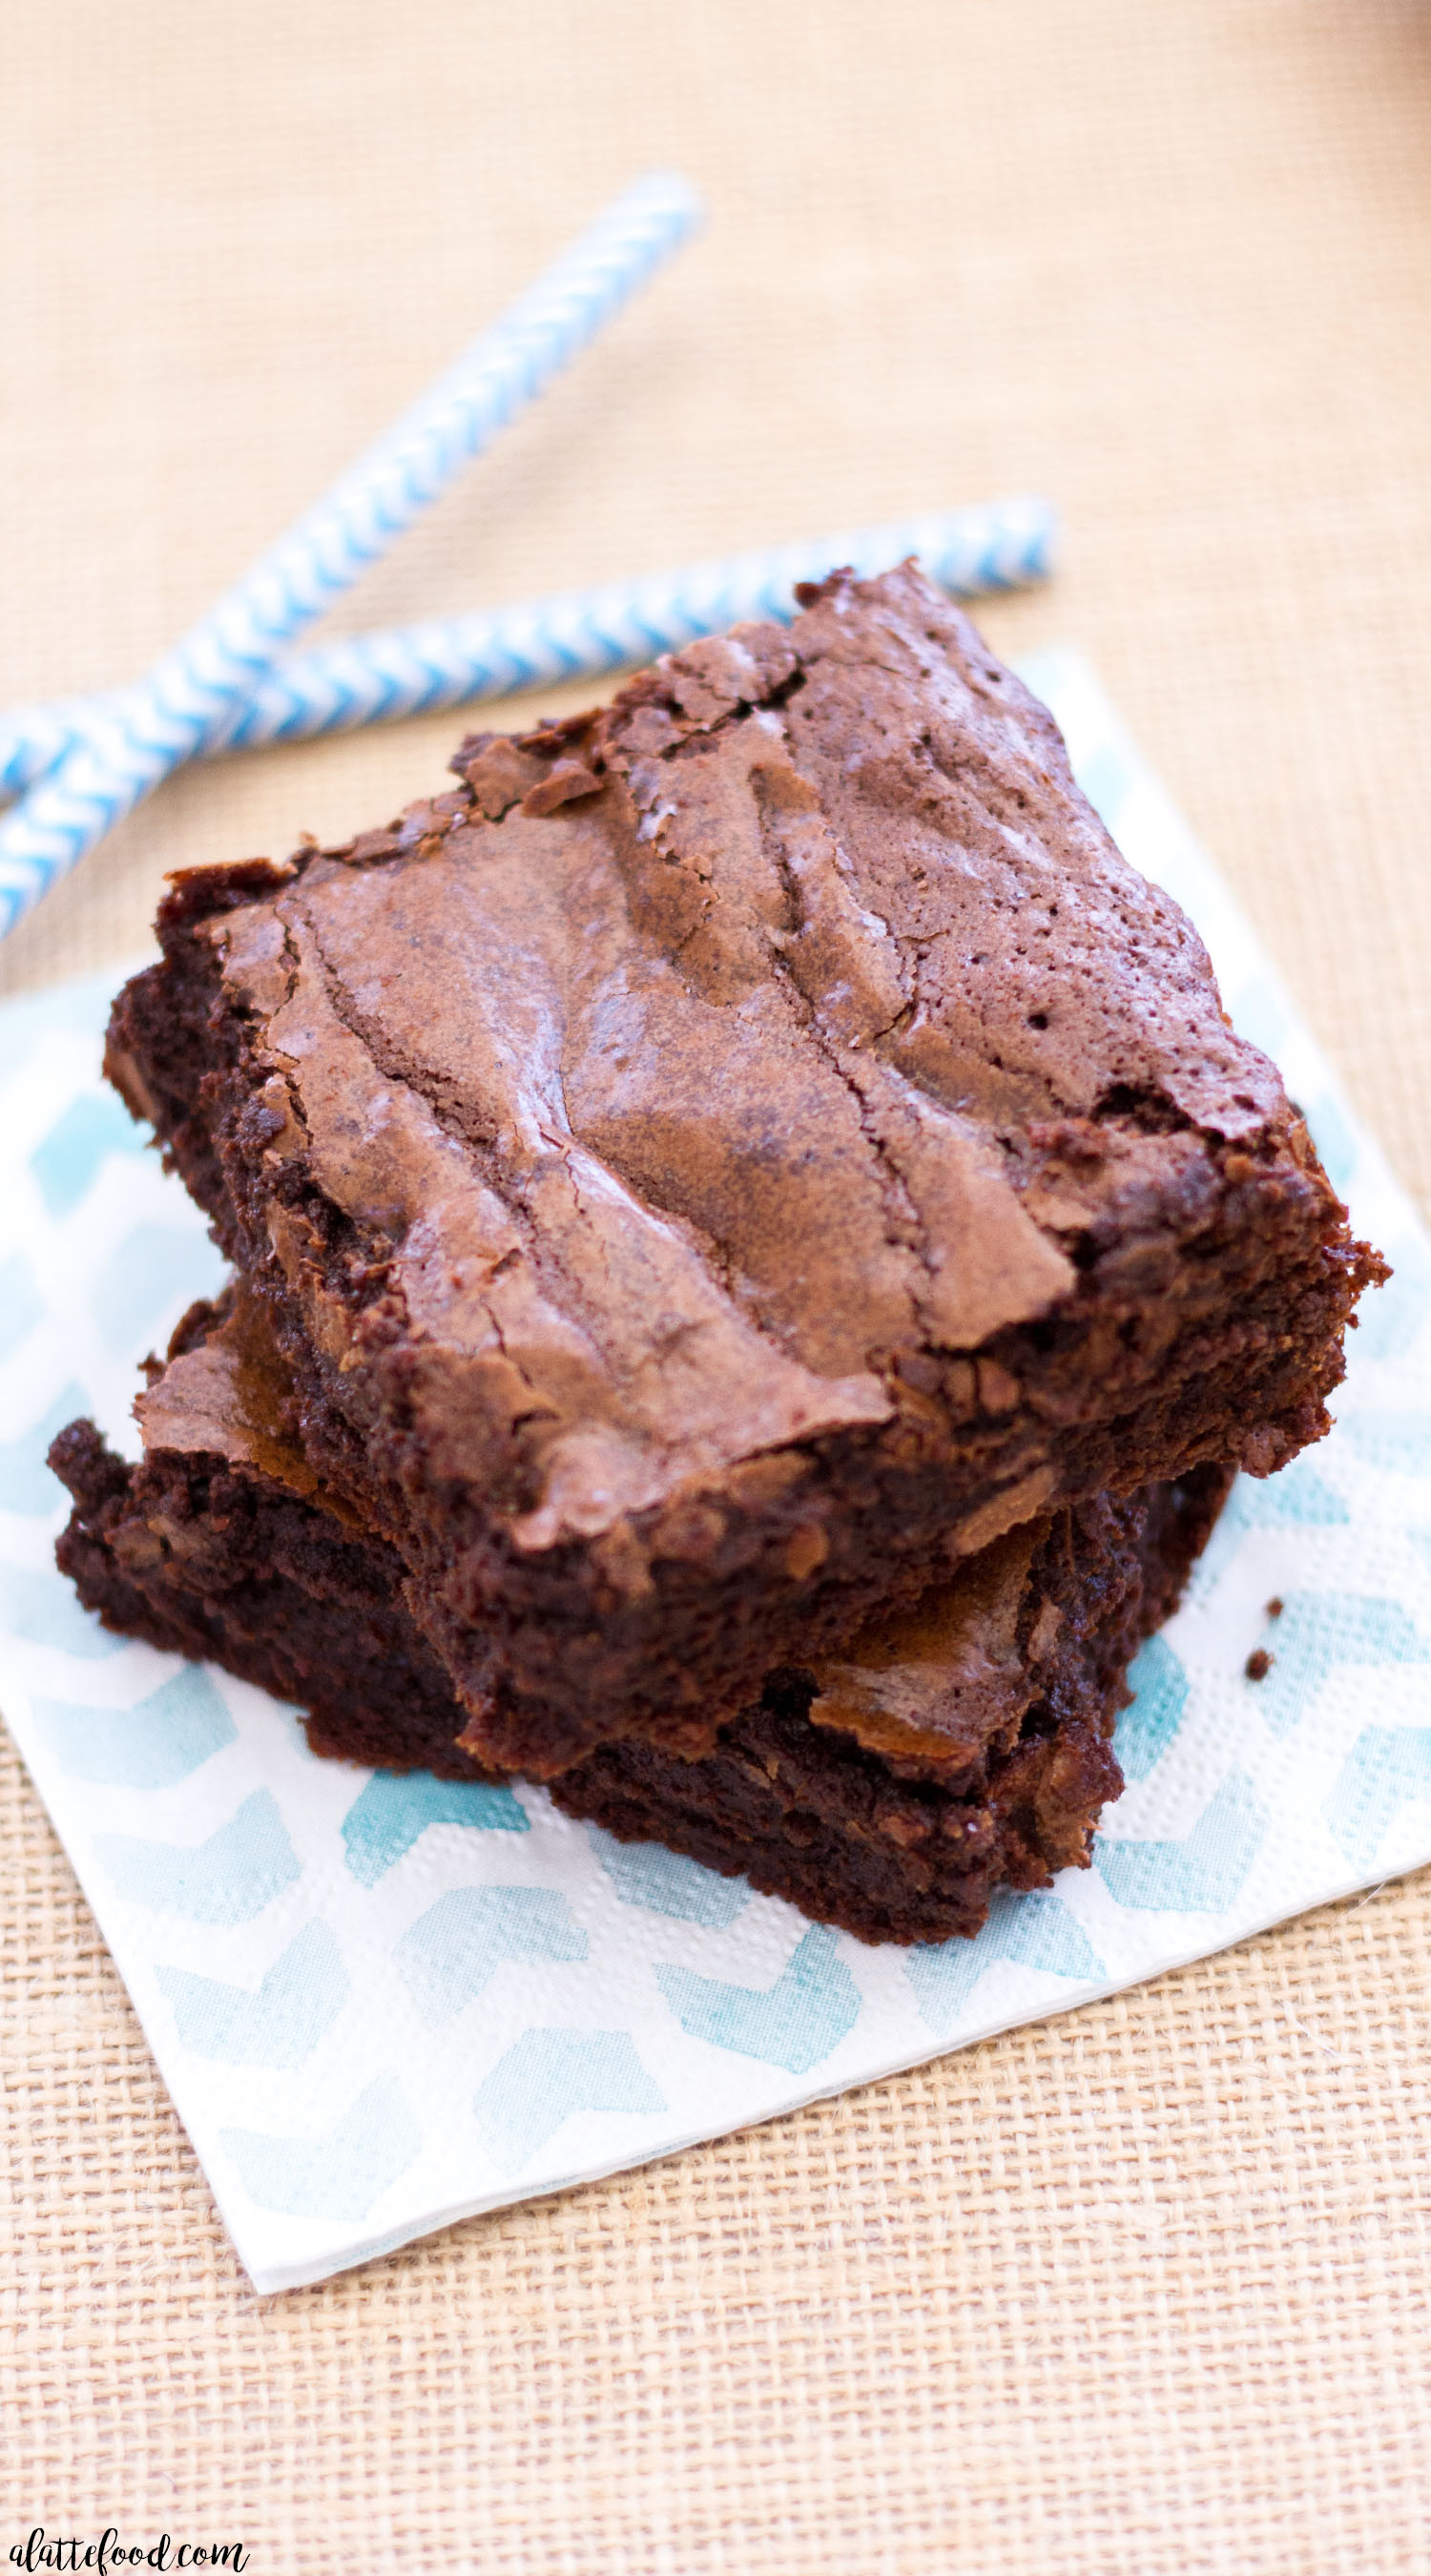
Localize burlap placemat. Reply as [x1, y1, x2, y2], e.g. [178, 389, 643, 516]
[4, 2, 1430, 2566]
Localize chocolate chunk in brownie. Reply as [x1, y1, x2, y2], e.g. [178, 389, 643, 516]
[102, 563, 1381, 1772]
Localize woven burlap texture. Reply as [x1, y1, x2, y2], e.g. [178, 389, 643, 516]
[4, 3, 1431, 2567]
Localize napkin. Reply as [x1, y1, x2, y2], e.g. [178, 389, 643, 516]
[3, 652, 1428, 2293]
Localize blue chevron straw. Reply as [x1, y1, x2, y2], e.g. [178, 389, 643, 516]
[0, 171, 699, 938]
[0, 499, 1054, 797]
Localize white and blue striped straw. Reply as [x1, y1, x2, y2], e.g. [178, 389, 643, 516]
[0, 499, 1054, 798]
[0, 170, 699, 938]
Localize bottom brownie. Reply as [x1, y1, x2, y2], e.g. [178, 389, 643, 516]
[50, 1291, 1229, 1944]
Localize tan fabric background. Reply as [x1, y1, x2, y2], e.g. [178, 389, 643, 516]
[3, 2, 1431, 2566]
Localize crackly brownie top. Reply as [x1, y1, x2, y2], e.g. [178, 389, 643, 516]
[167, 564, 1300, 1550]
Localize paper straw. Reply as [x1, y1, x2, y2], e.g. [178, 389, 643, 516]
[0, 500, 1054, 797]
[0, 171, 699, 937]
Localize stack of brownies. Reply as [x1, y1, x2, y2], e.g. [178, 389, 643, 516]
[51, 566, 1384, 1942]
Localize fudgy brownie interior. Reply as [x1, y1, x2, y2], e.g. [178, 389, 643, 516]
[51, 1288, 1230, 1944]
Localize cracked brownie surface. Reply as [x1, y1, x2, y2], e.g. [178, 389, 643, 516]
[103, 563, 1382, 1771]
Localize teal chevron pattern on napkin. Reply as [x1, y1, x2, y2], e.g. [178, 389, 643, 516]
[29, 1086, 146, 1217]
[472, 2028, 666, 2163]
[1326, 1728, 1431, 1869]
[340, 1769, 529, 1885]
[97, 1224, 226, 1357]
[34, 1667, 236, 1784]
[157, 1920, 348, 2067]
[394, 1886, 587, 2028]
[907, 1891, 1104, 2033]
[588, 1826, 752, 1928]
[656, 1927, 863, 2073]
[220, 2073, 424, 2221]
[1114, 1636, 1188, 1784]
[1250, 1594, 1428, 1739]
[96, 1788, 301, 1923]
[1, 1564, 127, 1660]
[1097, 1776, 1271, 1915]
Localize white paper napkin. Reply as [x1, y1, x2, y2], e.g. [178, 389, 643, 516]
[3, 651, 1428, 2294]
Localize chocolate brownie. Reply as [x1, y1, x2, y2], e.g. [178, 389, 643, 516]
[50, 1291, 1230, 1944]
[103, 564, 1382, 1774]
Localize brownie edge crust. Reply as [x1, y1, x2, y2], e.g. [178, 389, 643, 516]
[50, 1296, 1231, 1946]
[103, 563, 1383, 1774]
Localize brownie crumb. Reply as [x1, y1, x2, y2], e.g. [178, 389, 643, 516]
[1266, 1596, 1284, 1619]
[1245, 1647, 1274, 1681]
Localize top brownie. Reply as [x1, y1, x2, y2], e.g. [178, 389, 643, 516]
[106, 564, 1382, 1772]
